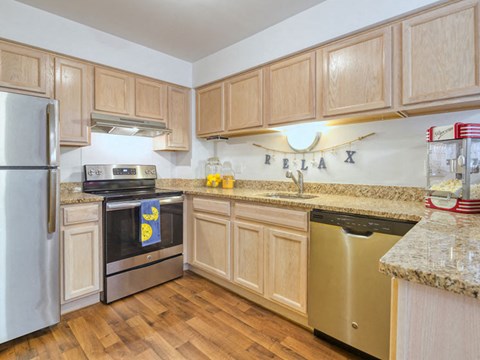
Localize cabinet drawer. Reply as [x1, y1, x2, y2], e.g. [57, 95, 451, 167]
[235, 202, 308, 232]
[193, 197, 230, 216]
[63, 204, 100, 226]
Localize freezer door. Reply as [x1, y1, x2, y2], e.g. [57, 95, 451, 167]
[0, 169, 60, 344]
[0, 91, 58, 167]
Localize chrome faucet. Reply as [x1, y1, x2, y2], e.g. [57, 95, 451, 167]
[286, 170, 304, 194]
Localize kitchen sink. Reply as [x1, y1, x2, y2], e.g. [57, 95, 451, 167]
[262, 192, 318, 199]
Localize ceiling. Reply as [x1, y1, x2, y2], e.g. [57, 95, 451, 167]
[16, 0, 327, 62]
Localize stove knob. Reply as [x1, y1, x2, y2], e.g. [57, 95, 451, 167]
[88, 169, 95, 176]
[96, 169, 103, 175]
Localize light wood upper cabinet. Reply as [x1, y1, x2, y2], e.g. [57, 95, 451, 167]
[94, 67, 134, 115]
[321, 27, 393, 116]
[196, 82, 225, 135]
[233, 221, 264, 295]
[55, 57, 93, 146]
[0, 41, 53, 97]
[135, 78, 167, 120]
[153, 85, 190, 151]
[402, 0, 480, 105]
[225, 69, 263, 131]
[192, 213, 231, 279]
[265, 52, 316, 125]
[61, 203, 102, 303]
[166, 86, 190, 150]
[266, 228, 307, 314]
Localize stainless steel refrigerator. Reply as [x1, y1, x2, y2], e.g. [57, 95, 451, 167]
[0, 91, 60, 344]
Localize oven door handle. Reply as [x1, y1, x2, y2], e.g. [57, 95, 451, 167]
[106, 195, 184, 211]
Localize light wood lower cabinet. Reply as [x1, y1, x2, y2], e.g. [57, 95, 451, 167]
[392, 278, 480, 360]
[266, 228, 307, 313]
[192, 213, 231, 279]
[61, 203, 102, 305]
[233, 221, 264, 295]
[55, 57, 93, 146]
[188, 197, 308, 316]
[0, 40, 53, 97]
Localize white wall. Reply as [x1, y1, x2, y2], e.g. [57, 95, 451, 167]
[192, 0, 443, 86]
[61, 133, 176, 182]
[0, 0, 192, 87]
[207, 111, 480, 187]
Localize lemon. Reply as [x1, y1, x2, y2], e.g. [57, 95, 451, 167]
[141, 223, 153, 241]
[142, 206, 159, 221]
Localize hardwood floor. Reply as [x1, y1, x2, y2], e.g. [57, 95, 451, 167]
[0, 272, 360, 360]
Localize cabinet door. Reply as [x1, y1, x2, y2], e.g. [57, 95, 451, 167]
[322, 27, 393, 116]
[193, 213, 231, 279]
[266, 228, 307, 313]
[265, 52, 316, 125]
[94, 67, 134, 115]
[0, 41, 53, 97]
[55, 57, 93, 146]
[135, 78, 167, 120]
[167, 86, 190, 150]
[233, 221, 264, 295]
[225, 69, 263, 131]
[196, 82, 225, 135]
[402, 0, 480, 105]
[62, 224, 100, 301]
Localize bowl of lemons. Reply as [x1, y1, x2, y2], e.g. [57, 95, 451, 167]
[206, 173, 222, 187]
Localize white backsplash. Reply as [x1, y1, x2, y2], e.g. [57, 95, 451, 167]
[205, 110, 480, 187]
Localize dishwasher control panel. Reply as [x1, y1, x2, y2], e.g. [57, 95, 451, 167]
[310, 210, 416, 236]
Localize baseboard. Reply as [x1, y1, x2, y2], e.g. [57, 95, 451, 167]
[61, 293, 100, 315]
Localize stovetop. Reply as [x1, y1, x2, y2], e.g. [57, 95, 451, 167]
[87, 188, 183, 201]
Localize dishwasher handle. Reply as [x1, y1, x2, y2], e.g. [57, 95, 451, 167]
[341, 227, 373, 238]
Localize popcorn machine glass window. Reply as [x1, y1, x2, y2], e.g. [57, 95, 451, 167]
[426, 123, 480, 213]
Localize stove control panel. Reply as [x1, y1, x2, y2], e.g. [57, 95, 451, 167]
[84, 165, 157, 181]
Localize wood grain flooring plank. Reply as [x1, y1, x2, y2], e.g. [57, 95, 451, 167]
[186, 316, 254, 360]
[67, 317, 112, 360]
[175, 341, 210, 360]
[102, 341, 135, 360]
[246, 342, 282, 359]
[143, 332, 186, 360]
[133, 292, 168, 316]
[282, 336, 359, 360]
[60, 346, 88, 360]
[133, 348, 161, 360]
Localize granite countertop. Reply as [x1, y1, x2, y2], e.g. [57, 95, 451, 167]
[159, 185, 425, 222]
[60, 183, 103, 205]
[380, 210, 480, 299]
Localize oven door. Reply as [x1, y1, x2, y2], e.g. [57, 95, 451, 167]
[104, 195, 183, 275]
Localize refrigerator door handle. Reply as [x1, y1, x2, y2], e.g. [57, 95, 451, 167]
[46, 103, 59, 167]
[48, 169, 58, 233]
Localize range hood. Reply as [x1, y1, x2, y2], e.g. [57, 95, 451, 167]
[90, 113, 171, 137]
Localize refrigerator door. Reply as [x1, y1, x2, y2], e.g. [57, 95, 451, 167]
[0, 169, 60, 344]
[0, 91, 58, 168]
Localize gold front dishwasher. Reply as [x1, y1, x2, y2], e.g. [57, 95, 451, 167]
[308, 210, 415, 360]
